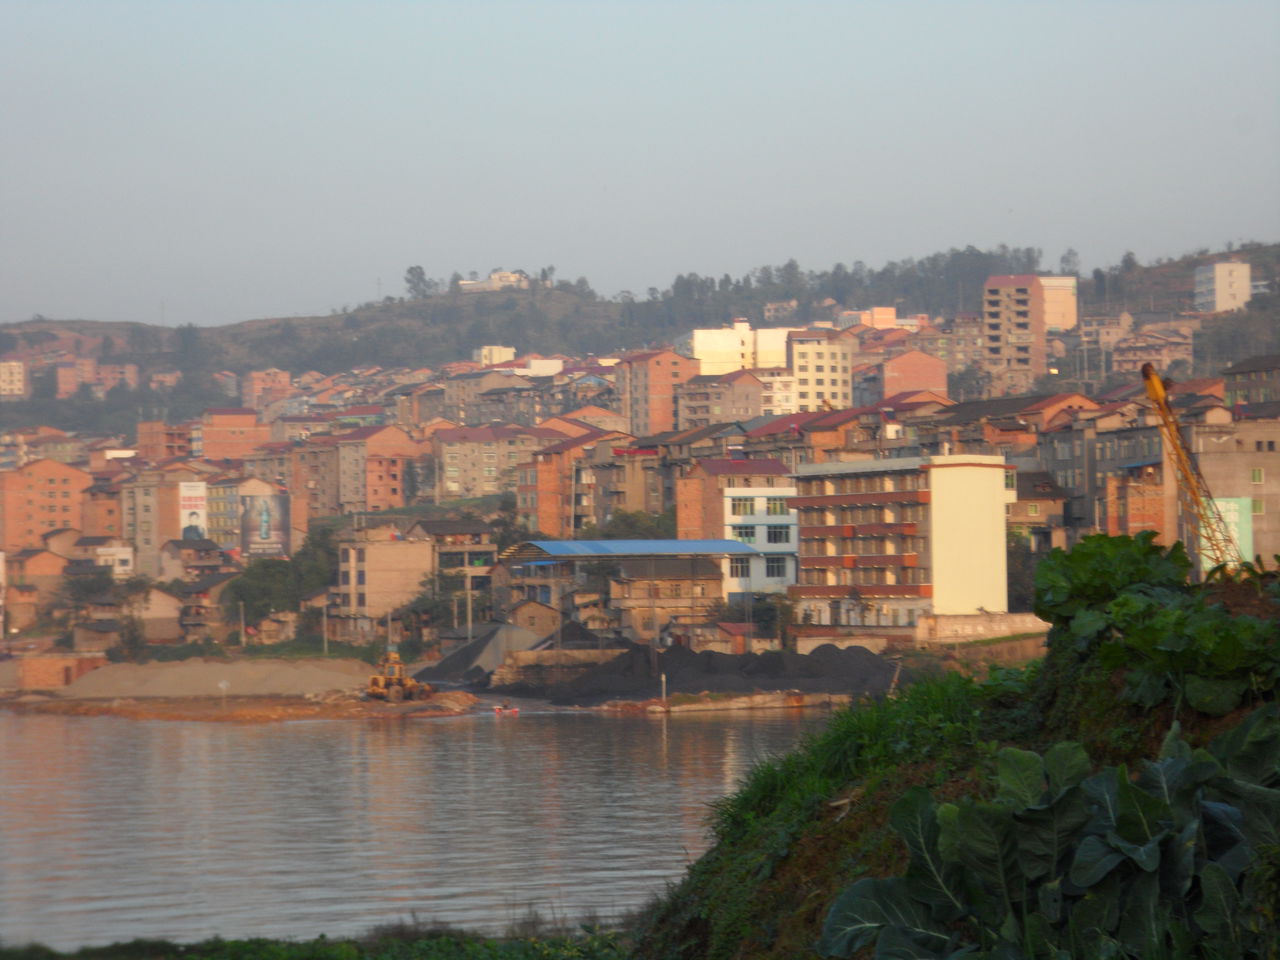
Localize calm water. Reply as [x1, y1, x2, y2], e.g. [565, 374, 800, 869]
[0, 707, 819, 950]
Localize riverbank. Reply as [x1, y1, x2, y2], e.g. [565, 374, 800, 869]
[0, 690, 479, 723]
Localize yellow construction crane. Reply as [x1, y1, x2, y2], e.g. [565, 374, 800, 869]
[1140, 363, 1240, 571]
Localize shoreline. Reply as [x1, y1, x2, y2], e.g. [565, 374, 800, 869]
[0, 687, 854, 723]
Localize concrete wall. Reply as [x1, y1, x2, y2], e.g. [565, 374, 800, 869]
[17, 654, 108, 689]
[915, 611, 1048, 645]
[928, 457, 1012, 615]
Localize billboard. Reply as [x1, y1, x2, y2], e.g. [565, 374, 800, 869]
[178, 481, 209, 541]
[240, 493, 290, 558]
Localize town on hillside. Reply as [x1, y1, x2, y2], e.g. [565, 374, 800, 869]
[1, 262, 1277, 692]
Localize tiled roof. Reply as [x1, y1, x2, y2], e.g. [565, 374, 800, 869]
[696, 458, 787, 476]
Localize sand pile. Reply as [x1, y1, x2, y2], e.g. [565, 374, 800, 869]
[60, 658, 370, 699]
[544, 642, 903, 706]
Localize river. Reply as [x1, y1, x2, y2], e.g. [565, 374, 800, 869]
[0, 707, 821, 950]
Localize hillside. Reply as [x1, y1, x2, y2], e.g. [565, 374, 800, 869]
[2, 242, 1275, 380]
[633, 535, 1280, 959]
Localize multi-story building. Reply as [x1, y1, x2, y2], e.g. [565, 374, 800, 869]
[672, 320, 800, 375]
[850, 350, 948, 407]
[0, 459, 93, 553]
[675, 458, 797, 598]
[978, 275, 1078, 394]
[1111, 331, 1194, 374]
[674, 371, 764, 429]
[136, 420, 193, 462]
[615, 349, 700, 436]
[241, 368, 294, 410]
[207, 474, 289, 557]
[1194, 261, 1252, 313]
[517, 430, 631, 537]
[0, 361, 30, 401]
[331, 519, 494, 631]
[785, 327, 863, 410]
[788, 454, 1014, 627]
[433, 424, 566, 500]
[190, 409, 271, 460]
[753, 367, 799, 416]
[119, 465, 213, 576]
[1224, 355, 1280, 406]
[334, 425, 422, 514]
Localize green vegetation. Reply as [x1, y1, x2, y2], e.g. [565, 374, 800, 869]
[577, 508, 675, 541]
[633, 533, 1279, 959]
[819, 711, 1280, 958]
[0, 929, 627, 960]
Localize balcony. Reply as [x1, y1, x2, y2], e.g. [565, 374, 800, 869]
[791, 491, 929, 508]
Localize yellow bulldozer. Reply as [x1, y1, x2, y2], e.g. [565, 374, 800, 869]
[367, 650, 430, 703]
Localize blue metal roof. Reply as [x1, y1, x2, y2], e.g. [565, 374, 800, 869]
[500, 539, 760, 561]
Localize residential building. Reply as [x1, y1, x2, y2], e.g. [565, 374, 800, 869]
[0, 361, 30, 400]
[207, 474, 289, 557]
[517, 430, 632, 537]
[1111, 331, 1194, 374]
[334, 424, 422, 513]
[786, 329, 857, 409]
[672, 320, 799, 375]
[241, 368, 294, 409]
[331, 519, 495, 632]
[119, 465, 211, 576]
[675, 458, 797, 597]
[851, 350, 948, 407]
[457, 270, 530, 293]
[978, 275, 1078, 394]
[0, 459, 93, 554]
[1194, 261, 1252, 313]
[615, 349, 700, 436]
[135, 421, 193, 462]
[788, 454, 1015, 627]
[473, 345, 517, 365]
[1224, 355, 1280, 406]
[433, 424, 566, 500]
[674, 371, 764, 429]
[192, 408, 271, 460]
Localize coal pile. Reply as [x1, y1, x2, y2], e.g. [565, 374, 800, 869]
[546, 642, 903, 706]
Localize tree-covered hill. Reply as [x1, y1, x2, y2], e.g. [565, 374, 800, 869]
[3, 242, 1275, 379]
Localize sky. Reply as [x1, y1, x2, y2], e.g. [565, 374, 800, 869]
[2, 0, 1278, 327]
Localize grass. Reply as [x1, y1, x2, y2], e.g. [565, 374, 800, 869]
[0, 912, 629, 960]
[632, 671, 999, 960]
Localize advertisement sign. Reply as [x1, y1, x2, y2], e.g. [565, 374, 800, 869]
[178, 481, 209, 541]
[240, 493, 289, 558]
[1204, 497, 1254, 573]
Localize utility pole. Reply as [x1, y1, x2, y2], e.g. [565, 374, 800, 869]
[239, 601, 246, 645]
[322, 602, 329, 656]
[465, 568, 474, 642]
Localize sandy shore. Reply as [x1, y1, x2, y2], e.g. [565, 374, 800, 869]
[1, 690, 480, 723]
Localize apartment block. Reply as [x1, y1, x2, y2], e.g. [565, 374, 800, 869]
[0, 361, 30, 400]
[434, 424, 567, 500]
[332, 519, 494, 625]
[675, 459, 797, 597]
[978, 275, 1078, 394]
[1223, 355, 1280, 406]
[786, 329, 856, 410]
[1194, 261, 1252, 313]
[191, 409, 271, 460]
[672, 320, 799, 375]
[615, 349, 700, 436]
[851, 350, 948, 407]
[241, 368, 294, 409]
[0, 459, 93, 554]
[788, 455, 1014, 627]
[674, 371, 764, 429]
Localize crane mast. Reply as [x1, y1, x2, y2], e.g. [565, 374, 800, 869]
[1140, 363, 1239, 571]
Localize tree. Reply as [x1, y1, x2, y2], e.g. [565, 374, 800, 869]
[578, 508, 675, 540]
[1058, 248, 1080, 276]
[404, 266, 431, 300]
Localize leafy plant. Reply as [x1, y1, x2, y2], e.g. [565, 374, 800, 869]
[1034, 532, 1280, 720]
[819, 707, 1280, 958]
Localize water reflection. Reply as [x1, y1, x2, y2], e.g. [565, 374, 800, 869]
[0, 709, 816, 950]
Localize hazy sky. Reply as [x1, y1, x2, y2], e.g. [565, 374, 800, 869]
[3, 1, 1278, 327]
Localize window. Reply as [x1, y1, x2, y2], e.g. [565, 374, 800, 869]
[729, 497, 754, 516]
[765, 556, 787, 578]
[1251, 468, 1264, 484]
[729, 556, 750, 577]
[1026, 503, 1040, 516]
[767, 525, 790, 543]
[766, 496, 788, 516]
[731, 525, 755, 543]
[1005, 471, 1016, 489]
[1253, 499, 1265, 515]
